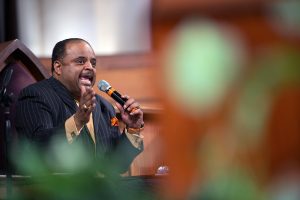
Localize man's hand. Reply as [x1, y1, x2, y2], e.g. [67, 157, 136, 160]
[74, 86, 96, 130]
[115, 95, 144, 129]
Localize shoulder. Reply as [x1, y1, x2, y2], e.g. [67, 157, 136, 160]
[18, 78, 55, 100]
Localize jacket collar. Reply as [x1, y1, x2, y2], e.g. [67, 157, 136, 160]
[48, 76, 77, 113]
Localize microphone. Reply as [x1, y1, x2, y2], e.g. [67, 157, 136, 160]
[97, 80, 128, 106]
[98, 80, 143, 129]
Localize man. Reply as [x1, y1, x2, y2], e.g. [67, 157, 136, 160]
[15, 38, 144, 174]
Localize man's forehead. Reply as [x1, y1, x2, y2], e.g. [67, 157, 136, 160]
[64, 41, 95, 57]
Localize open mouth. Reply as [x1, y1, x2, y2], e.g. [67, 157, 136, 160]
[79, 73, 94, 87]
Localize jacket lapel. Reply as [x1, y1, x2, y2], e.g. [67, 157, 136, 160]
[48, 77, 77, 113]
[93, 96, 112, 151]
[93, 99, 102, 141]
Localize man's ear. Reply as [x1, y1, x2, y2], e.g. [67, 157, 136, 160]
[53, 60, 62, 75]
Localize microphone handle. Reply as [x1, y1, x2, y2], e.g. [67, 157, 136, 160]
[110, 90, 128, 106]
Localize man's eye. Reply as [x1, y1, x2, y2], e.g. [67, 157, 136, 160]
[91, 60, 96, 68]
[76, 59, 85, 64]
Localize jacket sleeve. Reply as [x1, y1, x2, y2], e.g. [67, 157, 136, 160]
[15, 86, 67, 147]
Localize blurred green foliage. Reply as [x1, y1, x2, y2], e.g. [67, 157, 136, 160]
[9, 135, 156, 200]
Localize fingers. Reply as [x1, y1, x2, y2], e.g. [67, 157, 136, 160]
[122, 95, 141, 115]
[118, 95, 144, 129]
[130, 106, 140, 115]
[74, 86, 97, 129]
[78, 86, 96, 116]
[115, 102, 124, 114]
[82, 102, 95, 114]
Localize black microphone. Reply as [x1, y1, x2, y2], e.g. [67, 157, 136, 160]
[97, 80, 128, 106]
[98, 80, 143, 129]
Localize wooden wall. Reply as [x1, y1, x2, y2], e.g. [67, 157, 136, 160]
[151, 0, 300, 198]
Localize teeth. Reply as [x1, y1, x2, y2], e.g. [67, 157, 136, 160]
[80, 77, 91, 86]
[80, 72, 93, 86]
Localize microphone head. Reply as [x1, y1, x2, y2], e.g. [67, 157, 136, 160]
[98, 80, 111, 92]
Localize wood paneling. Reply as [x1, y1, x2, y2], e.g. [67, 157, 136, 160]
[0, 39, 49, 174]
[150, 1, 300, 198]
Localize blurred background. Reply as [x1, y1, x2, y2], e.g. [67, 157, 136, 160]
[1, 0, 300, 199]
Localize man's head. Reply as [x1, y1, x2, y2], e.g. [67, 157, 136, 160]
[51, 38, 97, 99]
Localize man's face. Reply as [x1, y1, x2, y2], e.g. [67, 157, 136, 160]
[54, 41, 97, 97]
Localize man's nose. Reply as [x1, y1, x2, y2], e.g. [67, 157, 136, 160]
[84, 62, 94, 70]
